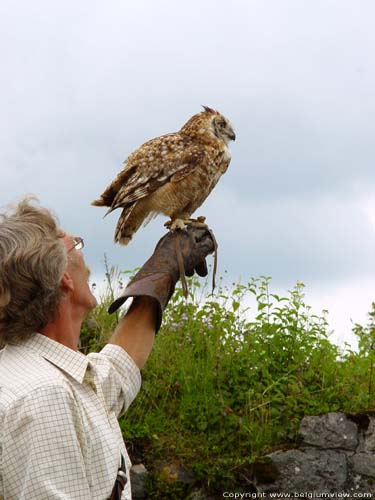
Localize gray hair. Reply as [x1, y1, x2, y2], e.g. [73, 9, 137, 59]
[0, 197, 67, 344]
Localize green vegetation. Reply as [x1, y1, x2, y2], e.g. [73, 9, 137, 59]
[82, 269, 375, 497]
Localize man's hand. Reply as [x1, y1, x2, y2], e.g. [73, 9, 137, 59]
[108, 226, 216, 332]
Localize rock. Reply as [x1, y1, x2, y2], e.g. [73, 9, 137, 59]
[130, 463, 148, 499]
[350, 452, 375, 477]
[158, 462, 195, 485]
[299, 412, 358, 450]
[362, 416, 375, 453]
[130, 413, 375, 496]
[255, 448, 347, 493]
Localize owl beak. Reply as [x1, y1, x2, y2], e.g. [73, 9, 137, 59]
[229, 131, 236, 141]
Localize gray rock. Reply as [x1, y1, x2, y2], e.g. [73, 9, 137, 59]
[300, 412, 358, 450]
[350, 453, 375, 477]
[256, 448, 347, 493]
[130, 463, 148, 499]
[349, 472, 375, 495]
[363, 416, 375, 453]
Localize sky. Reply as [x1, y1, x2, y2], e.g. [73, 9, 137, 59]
[0, 0, 374, 348]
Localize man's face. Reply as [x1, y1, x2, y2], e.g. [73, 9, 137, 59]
[61, 232, 97, 313]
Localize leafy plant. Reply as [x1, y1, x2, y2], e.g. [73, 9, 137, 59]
[86, 267, 375, 495]
[344, 303, 375, 407]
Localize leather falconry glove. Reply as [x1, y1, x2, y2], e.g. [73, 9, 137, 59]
[108, 225, 216, 332]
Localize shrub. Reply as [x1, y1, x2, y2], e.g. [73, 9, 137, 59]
[86, 268, 374, 494]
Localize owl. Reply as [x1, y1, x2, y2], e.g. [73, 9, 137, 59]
[92, 106, 235, 245]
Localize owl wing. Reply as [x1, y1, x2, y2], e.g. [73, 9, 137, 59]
[102, 133, 208, 213]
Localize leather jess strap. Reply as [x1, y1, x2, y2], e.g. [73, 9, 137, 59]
[108, 455, 127, 500]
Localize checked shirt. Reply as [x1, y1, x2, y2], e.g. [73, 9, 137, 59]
[0, 333, 141, 499]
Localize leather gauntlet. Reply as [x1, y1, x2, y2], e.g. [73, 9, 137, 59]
[108, 226, 215, 332]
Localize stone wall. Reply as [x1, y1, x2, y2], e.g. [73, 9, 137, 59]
[130, 412, 375, 498]
[254, 412, 375, 495]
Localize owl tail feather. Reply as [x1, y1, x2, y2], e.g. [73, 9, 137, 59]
[114, 204, 142, 246]
[91, 198, 117, 219]
[91, 198, 105, 207]
[116, 234, 132, 246]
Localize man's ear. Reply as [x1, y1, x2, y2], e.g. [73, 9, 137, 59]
[60, 272, 74, 293]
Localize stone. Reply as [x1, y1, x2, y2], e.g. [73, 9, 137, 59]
[350, 453, 375, 477]
[130, 463, 148, 499]
[130, 412, 375, 496]
[362, 416, 375, 453]
[255, 448, 347, 493]
[299, 412, 358, 450]
[158, 462, 195, 485]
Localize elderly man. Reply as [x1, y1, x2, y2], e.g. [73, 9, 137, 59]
[0, 197, 214, 500]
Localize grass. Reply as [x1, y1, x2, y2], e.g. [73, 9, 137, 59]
[82, 268, 375, 497]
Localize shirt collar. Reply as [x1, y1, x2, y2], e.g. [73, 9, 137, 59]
[19, 333, 90, 384]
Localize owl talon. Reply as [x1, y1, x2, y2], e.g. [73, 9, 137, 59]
[187, 216, 208, 229]
[166, 216, 217, 298]
[165, 219, 190, 232]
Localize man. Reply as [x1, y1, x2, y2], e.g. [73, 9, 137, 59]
[0, 197, 214, 499]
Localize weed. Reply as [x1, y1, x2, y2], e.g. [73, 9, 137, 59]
[86, 267, 375, 495]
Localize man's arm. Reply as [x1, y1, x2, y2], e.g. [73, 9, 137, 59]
[108, 296, 158, 369]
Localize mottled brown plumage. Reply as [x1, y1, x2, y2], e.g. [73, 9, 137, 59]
[92, 106, 235, 245]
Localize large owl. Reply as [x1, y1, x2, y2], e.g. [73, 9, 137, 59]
[92, 106, 235, 245]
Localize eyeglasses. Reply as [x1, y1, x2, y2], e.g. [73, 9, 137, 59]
[68, 237, 84, 253]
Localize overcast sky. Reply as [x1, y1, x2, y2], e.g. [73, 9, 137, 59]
[1, 0, 374, 348]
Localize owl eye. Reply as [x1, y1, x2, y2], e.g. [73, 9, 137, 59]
[218, 120, 226, 127]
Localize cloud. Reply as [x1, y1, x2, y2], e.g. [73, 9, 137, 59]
[199, 187, 374, 285]
[0, 0, 374, 347]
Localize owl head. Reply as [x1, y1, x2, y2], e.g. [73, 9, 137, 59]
[180, 106, 236, 145]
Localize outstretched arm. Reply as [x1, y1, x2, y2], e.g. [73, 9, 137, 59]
[108, 296, 158, 369]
